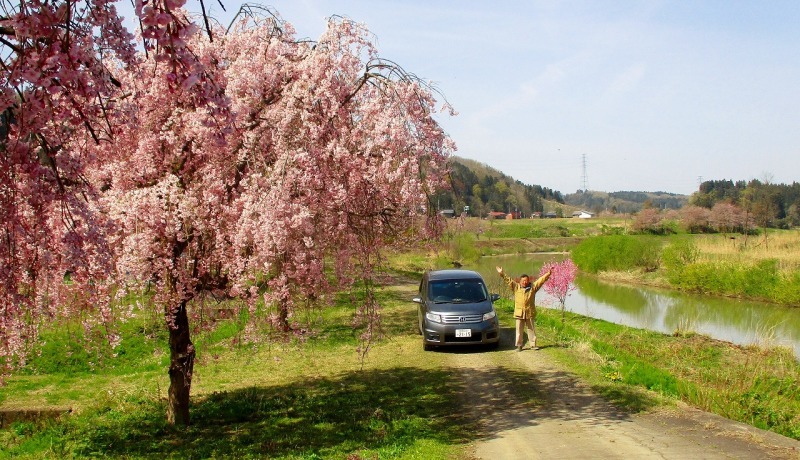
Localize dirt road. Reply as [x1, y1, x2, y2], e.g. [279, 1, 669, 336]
[445, 329, 800, 460]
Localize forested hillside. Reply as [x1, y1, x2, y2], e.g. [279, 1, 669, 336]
[433, 157, 564, 217]
[436, 156, 687, 217]
[437, 158, 799, 228]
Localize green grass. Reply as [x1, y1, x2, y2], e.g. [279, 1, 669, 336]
[480, 217, 628, 240]
[18, 366, 465, 459]
[531, 307, 800, 440]
[4, 232, 800, 457]
[574, 232, 800, 305]
[3, 366, 470, 459]
[571, 235, 663, 273]
[1, 279, 474, 459]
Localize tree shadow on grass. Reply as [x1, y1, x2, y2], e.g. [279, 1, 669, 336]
[71, 367, 477, 458]
[22, 361, 664, 458]
[379, 304, 420, 336]
[71, 365, 649, 459]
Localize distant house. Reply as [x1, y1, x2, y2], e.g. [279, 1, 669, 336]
[571, 210, 594, 219]
[531, 212, 542, 218]
[488, 211, 507, 220]
[543, 211, 557, 219]
[439, 209, 455, 218]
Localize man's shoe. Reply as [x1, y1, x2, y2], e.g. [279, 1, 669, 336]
[516, 346, 523, 352]
[532, 346, 540, 351]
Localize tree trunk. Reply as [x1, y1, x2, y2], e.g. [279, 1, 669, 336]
[277, 301, 291, 332]
[743, 209, 750, 248]
[167, 300, 195, 426]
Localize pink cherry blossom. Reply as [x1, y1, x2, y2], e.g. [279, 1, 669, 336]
[89, 11, 451, 424]
[2, 2, 452, 424]
[1, 0, 142, 381]
[539, 259, 578, 323]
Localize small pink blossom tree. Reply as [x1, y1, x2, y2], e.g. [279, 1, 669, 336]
[539, 259, 578, 326]
[680, 205, 711, 233]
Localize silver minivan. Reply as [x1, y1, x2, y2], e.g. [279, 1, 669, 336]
[413, 269, 500, 350]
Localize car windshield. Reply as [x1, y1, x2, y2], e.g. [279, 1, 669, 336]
[427, 279, 489, 303]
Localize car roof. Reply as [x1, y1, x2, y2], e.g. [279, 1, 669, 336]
[425, 269, 484, 281]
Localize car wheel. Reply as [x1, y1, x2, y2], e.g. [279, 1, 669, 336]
[487, 341, 500, 350]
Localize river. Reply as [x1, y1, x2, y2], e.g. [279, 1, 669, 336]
[463, 253, 800, 360]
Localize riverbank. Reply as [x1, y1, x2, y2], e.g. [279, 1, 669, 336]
[468, 336, 800, 460]
[571, 233, 800, 307]
[442, 218, 800, 307]
[529, 305, 800, 441]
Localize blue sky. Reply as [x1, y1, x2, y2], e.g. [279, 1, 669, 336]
[120, 1, 800, 195]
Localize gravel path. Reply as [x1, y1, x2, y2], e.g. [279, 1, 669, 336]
[444, 329, 800, 460]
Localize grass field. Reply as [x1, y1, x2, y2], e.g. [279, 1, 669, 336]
[3, 221, 799, 458]
[1, 280, 476, 459]
[538, 311, 800, 440]
[452, 217, 800, 269]
[693, 230, 800, 271]
[4, 273, 798, 459]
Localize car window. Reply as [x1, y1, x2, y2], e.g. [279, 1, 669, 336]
[428, 280, 488, 303]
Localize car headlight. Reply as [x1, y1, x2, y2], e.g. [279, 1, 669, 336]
[482, 310, 496, 321]
[425, 312, 443, 323]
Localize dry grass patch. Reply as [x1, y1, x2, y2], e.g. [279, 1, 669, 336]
[695, 230, 800, 272]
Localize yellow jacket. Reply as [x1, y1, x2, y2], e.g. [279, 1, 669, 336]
[501, 271, 551, 319]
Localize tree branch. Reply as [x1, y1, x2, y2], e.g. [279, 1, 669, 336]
[198, 0, 213, 42]
[0, 34, 20, 53]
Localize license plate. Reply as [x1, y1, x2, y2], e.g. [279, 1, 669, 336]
[455, 329, 472, 338]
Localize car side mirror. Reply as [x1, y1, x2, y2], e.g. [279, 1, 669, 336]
[412, 297, 423, 304]
[490, 293, 500, 302]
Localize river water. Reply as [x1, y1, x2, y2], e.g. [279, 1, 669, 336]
[463, 253, 800, 360]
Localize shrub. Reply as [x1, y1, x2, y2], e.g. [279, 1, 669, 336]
[667, 259, 780, 300]
[735, 259, 779, 298]
[662, 238, 699, 283]
[774, 270, 800, 305]
[571, 235, 662, 273]
[446, 232, 481, 264]
[600, 224, 625, 236]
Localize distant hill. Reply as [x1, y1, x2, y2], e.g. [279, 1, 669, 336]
[564, 190, 689, 215]
[435, 156, 689, 217]
[432, 156, 564, 218]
